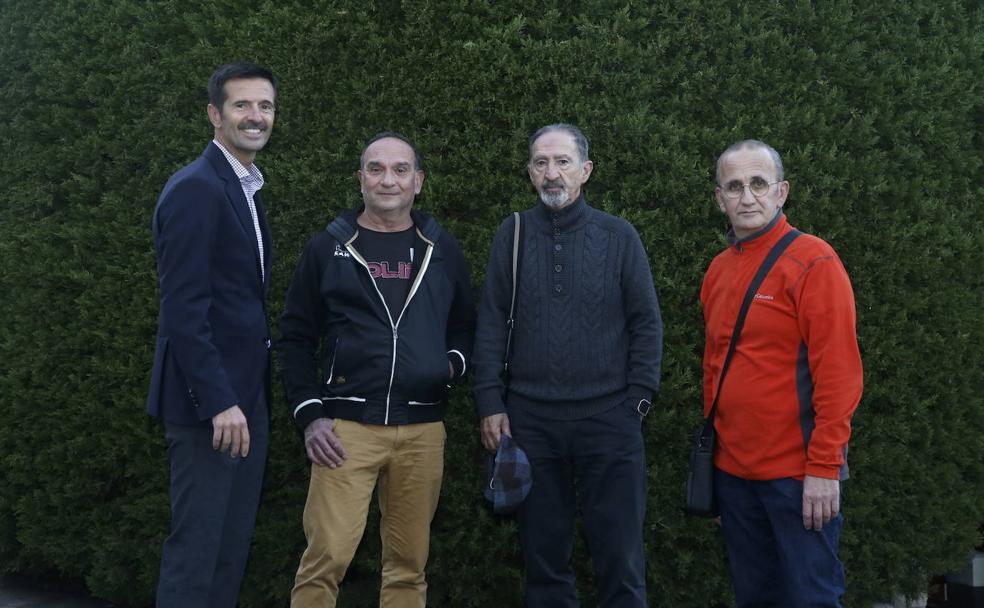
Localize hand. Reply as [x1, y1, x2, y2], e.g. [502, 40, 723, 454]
[304, 418, 347, 468]
[802, 475, 840, 531]
[480, 413, 511, 452]
[212, 405, 250, 458]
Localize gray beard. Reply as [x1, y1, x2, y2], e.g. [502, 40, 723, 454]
[539, 190, 570, 209]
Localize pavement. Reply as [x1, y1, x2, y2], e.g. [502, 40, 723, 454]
[0, 577, 114, 608]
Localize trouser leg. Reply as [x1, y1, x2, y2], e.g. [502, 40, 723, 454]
[575, 405, 648, 608]
[377, 421, 445, 608]
[158, 403, 265, 608]
[207, 399, 269, 608]
[510, 407, 579, 608]
[760, 477, 845, 608]
[716, 468, 787, 608]
[291, 419, 384, 608]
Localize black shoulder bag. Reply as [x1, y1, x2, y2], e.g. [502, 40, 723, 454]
[685, 229, 801, 517]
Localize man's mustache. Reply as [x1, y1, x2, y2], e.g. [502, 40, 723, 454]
[239, 121, 267, 131]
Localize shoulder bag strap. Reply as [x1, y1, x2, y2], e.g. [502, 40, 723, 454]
[502, 212, 522, 388]
[703, 229, 801, 432]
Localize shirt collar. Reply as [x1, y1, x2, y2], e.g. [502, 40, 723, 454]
[212, 139, 264, 187]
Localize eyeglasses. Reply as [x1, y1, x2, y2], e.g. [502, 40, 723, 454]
[719, 177, 780, 199]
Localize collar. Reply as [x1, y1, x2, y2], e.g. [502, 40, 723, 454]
[727, 210, 788, 252]
[532, 194, 589, 233]
[329, 206, 440, 244]
[212, 139, 265, 187]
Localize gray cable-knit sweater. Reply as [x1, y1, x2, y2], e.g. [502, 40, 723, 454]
[473, 196, 663, 420]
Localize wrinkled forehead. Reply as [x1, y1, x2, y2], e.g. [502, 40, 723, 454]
[530, 131, 580, 161]
[718, 147, 779, 181]
[362, 137, 417, 167]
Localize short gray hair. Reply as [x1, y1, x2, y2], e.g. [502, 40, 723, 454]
[715, 139, 784, 184]
[528, 123, 590, 163]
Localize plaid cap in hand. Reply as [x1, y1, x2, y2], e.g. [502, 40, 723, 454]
[483, 433, 532, 515]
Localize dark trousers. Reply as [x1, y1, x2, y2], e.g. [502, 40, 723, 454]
[156, 398, 269, 608]
[508, 403, 647, 608]
[715, 468, 845, 608]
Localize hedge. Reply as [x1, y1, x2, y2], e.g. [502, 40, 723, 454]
[1, 1, 982, 606]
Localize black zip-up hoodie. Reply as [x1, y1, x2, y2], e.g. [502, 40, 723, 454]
[279, 207, 475, 432]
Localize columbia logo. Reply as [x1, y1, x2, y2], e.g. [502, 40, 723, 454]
[333, 244, 351, 258]
[754, 293, 775, 301]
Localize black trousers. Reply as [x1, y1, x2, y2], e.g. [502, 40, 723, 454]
[508, 402, 648, 608]
[156, 398, 269, 608]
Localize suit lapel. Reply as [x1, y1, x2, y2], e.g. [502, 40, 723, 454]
[204, 143, 265, 287]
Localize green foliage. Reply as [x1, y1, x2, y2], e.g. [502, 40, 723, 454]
[1, 1, 982, 606]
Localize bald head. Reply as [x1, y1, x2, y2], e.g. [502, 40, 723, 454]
[715, 140, 784, 185]
[360, 131, 423, 171]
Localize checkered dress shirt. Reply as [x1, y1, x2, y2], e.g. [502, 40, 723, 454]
[213, 139, 266, 283]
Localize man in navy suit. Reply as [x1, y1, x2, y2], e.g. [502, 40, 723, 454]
[147, 61, 277, 608]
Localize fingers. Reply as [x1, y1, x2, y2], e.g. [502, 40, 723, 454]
[480, 419, 498, 452]
[479, 428, 491, 451]
[306, 448, 324, 467]
[228, 425, 241, 458]
[482, 436, 496, 452]
[803, 494, 832, 531]
[802, 475, 840, 531]
[306, 442, 335, 468]
[305, 420, 347, 468]
[239, 426, 251, 458]
[212, 406, 249, 458]
[480, 414, 509, 452]
[307, 437, 344, 468]
[812, 500, 825, 531]
[324, 427, 347, 461]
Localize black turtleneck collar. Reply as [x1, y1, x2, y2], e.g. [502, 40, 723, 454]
[531, 194, 590, 233]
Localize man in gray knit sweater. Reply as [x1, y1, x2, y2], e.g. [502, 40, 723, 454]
[473, 124, 663, 607]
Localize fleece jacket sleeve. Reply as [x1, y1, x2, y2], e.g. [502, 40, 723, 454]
[795, 254, 864, 479]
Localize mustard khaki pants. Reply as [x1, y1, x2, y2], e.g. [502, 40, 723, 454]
[291, 419, 445, 608]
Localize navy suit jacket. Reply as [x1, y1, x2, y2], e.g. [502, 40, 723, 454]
[147, 142, 273, 426]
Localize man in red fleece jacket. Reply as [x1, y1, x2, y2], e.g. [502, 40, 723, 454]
[701, 140, 863, 607]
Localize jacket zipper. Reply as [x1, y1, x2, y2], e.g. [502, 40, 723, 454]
[346, 229, 435, 424]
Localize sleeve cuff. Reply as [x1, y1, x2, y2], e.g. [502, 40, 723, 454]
[197, 401, 238, 422]
[475, 389, 506, 419]
[292, 398, 326, 433]
[805, 462, 844, 480]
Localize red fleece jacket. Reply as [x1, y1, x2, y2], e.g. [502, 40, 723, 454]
[701, 214, 863, 480]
